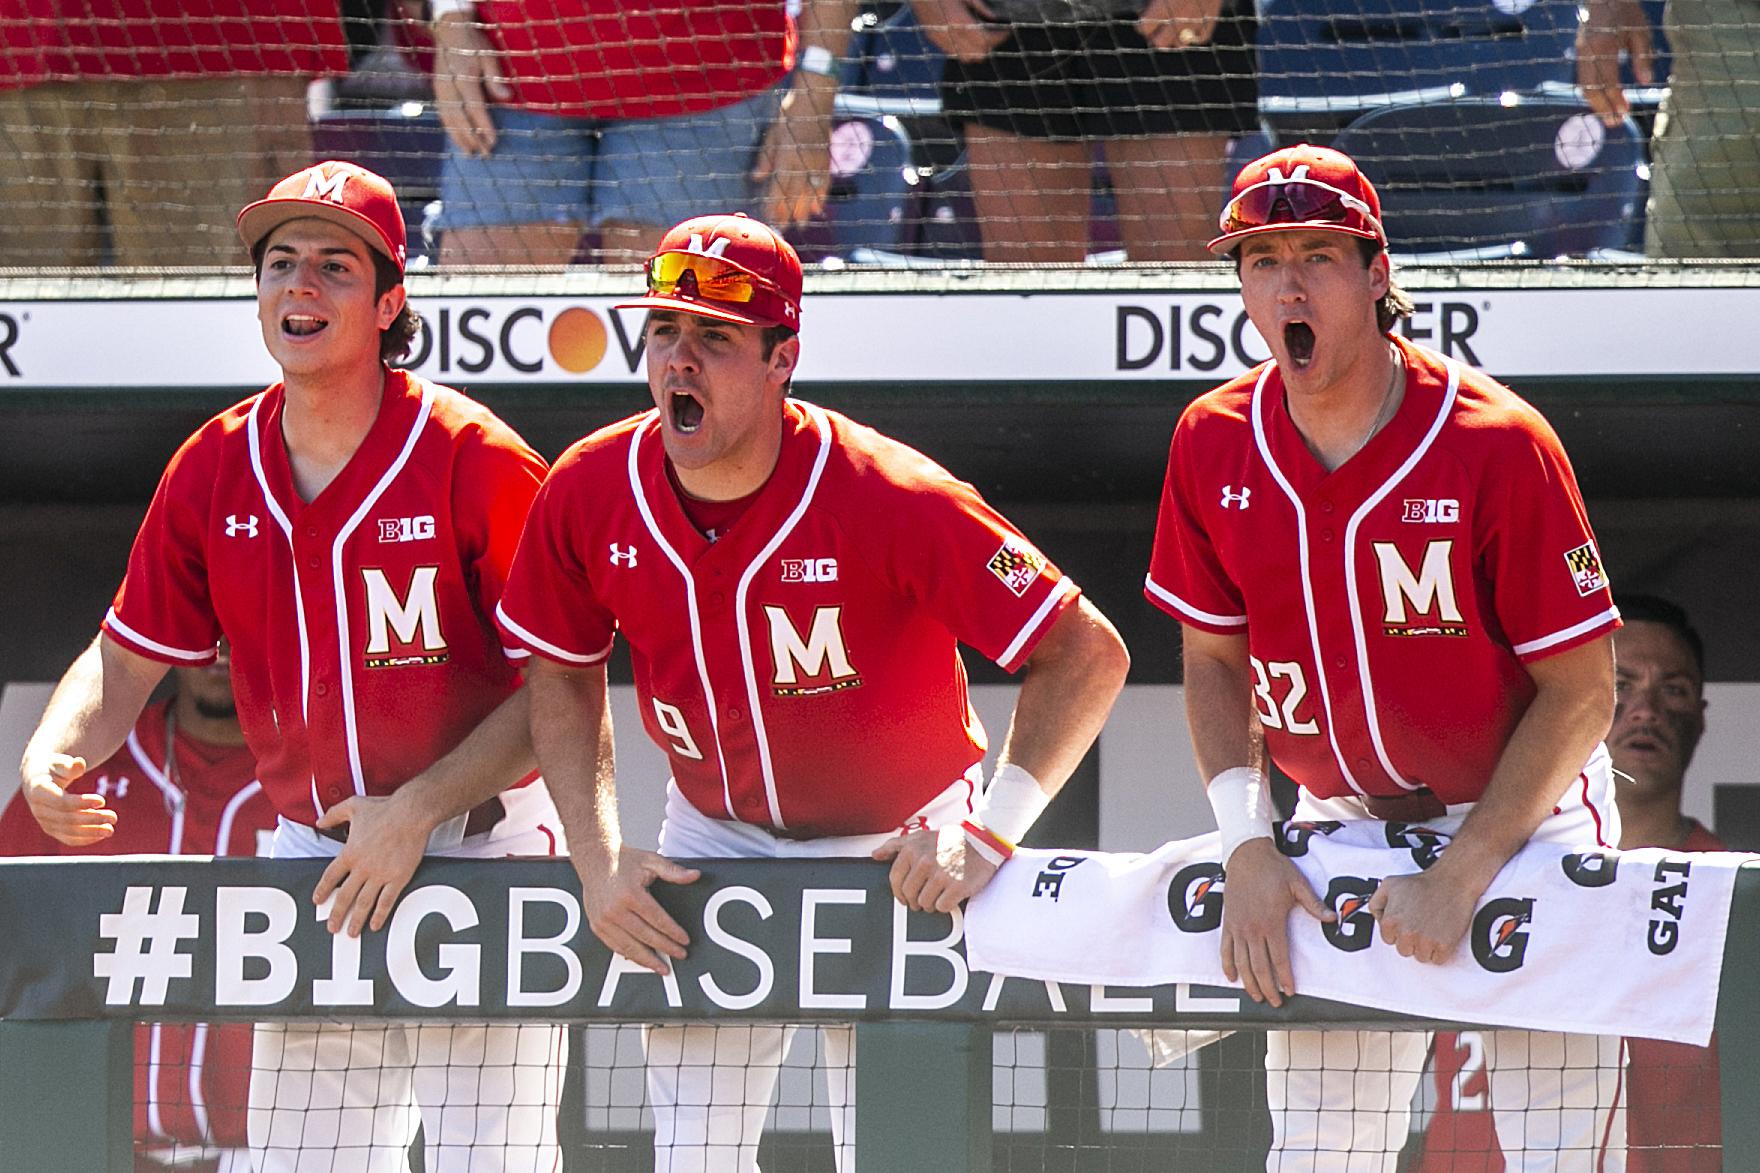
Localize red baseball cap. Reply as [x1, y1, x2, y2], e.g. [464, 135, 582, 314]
[617, 212, 803, 330]
[236, 161, 407, 273]
[1208, 144, 1388, 257]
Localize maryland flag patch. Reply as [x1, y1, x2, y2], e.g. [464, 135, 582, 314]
[988, 536, 1046, 597]
[1564, 541, 1608, 596]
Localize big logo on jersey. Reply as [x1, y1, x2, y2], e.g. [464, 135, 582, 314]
[1471, 897, 1534, 973]
[1321, 876, 1380, 953]
[765, 605, 862, 697]
[361, 566, 449, 668]
[1167, 863, 1225, 933]
[1373, 540, 1469, 638]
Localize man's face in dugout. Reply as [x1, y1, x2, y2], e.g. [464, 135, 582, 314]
[1611, 619, 1707, 793]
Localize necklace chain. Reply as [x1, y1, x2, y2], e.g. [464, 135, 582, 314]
[1354, 347, 1403, 457]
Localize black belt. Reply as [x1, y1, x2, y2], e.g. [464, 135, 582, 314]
[1360, 787, 1448, 823]
[316, 795, 506, 844]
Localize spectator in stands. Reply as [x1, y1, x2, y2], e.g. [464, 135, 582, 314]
[1612, 592, 1723, 1172]
[427, 0, 858, 264]
[913, 0, 1257, 261]
[1578, 0, 1760, 257]
[1418, 593, 1722, 1171]
[0, 2, 346, 267]
[0, 644, 273, 1173]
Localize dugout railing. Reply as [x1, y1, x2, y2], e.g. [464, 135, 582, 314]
[1, 856, 1756, 1171]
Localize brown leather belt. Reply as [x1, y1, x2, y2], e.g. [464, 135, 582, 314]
[1360, 787, 1448, 823]
[316, 795, 506, 844]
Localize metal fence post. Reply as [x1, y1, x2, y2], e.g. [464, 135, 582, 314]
[1718, 862, 1760, 1158]
[0, 1019, 133, 1172]
[855, 1022, 992, 1173]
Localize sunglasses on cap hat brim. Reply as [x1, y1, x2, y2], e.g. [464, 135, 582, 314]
[1207, 177, 1388, 256]
[614, 251, 799, 328]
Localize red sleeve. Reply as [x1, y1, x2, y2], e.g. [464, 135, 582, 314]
[0, 790, 60, 857]
[858, 459, 1078, 674]
[1480, 411, 1620, 662]
[496, 449, 618, 665]
[103, 426, 223, 665]
[451, 418, 548, 639]
[1145, 405, 1249, 633]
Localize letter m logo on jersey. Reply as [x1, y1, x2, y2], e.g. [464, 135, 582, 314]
[1372, 540, 1468, 638]
[764, 605, 861, 697]
[361, 566, 449, 667]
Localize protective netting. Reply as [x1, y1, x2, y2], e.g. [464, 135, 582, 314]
[2, 2, 1757, 269]
[123, 1023, 1713, 1169]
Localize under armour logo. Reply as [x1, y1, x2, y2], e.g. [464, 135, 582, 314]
[1265, 164, 1312, 186]
[225, 514, 260, 538]
[1220, 486, 1251, 510]
[609, 543, 638, 568]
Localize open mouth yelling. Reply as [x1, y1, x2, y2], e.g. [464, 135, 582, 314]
[283, 313, 328, 339]
[670, 390, 705, 435]
[1283, 321, 1316, 370]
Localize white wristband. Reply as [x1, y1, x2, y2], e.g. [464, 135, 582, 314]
[971, 762, 1051, 844]
[430, 0, 473, 19]
[1207, 766, 1275, 864]
[797, 44, 838, 77]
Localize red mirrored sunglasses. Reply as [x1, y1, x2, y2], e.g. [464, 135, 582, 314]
[1219, 177, 1386, 243]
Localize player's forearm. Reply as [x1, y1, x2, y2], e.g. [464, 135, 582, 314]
[997, 596, 1129, 793]
[798, 0, 859, 61]
[1180, 630, 1258, 783]
[526, 662, 620, 865]
[390, 686, 537, 828]
[20, 635, 166, 785]
[1441, 638, 1617, 889]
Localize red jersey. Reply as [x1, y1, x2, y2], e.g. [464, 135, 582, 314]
[1147, 337, 1619, 804]
[0, 2, 347, 93]
[497, 400, 1079, 837]
[0, 697, 273, 1151]
[102, 368, 546, 825]
[474, 1, 791, 120]
[1422, 823, 1724, 1172]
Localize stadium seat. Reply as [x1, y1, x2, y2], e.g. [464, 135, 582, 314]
[835, 5, 945, 119]
[1257, 0, 1579, 134]
[1328, 96, 1647, 258]
[309, 104, 447, 263]
[791, 115, 920, 261]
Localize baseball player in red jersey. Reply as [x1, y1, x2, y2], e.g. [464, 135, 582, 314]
[1422, 594, 1725, 1172]
[2, 651, 272, 1173]
[496, 211, 1130, 1171]
[1147, 145, 1626, 1170]
[17, 162, 565, 1172]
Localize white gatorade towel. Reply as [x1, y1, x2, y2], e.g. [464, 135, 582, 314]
[965, 823, 1750, 1045]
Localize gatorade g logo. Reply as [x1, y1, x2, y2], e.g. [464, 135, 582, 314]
[1562, 850, 1620, 888]
[1384, 821, 1449, 870]
[1275, 820, 1343, 858]
[1471, 897, 1535, 973]
[1321, 876, 1380, 953]
[1168, 863, 1225, 933]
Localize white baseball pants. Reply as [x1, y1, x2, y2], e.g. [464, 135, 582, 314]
[644, 772, 978, 1173]
[248, 783, 568, 1173]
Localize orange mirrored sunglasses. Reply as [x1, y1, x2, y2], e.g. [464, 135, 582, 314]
[646, 252, 779, 305]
